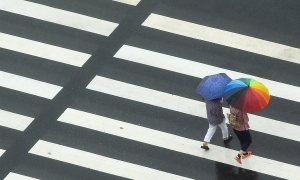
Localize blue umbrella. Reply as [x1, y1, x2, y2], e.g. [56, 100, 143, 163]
[195, 73, 232, 100]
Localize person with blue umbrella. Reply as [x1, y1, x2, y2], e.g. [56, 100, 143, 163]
[195, 73, 233, 150]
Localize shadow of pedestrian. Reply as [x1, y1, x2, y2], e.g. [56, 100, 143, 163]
[215, 162, 258, 180]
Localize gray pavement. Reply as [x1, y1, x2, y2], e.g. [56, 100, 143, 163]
[0, 0, 299, 179]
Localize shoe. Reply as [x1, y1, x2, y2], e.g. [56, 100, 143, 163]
[242, 151, 252, 159]
[223, 135, 233, 144]
[235, 156, 242, 164]
[201, 145, 209, 150]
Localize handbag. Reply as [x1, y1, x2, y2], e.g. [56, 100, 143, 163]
[227, 113, 242, 128]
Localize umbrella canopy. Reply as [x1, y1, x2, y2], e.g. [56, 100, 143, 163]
[195, 73, 232, 100]
[224, 78, 270, 112]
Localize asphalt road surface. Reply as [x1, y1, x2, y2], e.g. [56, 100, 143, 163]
[0, 0, 299, 179]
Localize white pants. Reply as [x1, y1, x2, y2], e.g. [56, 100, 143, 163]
[204, 119, 228, 143]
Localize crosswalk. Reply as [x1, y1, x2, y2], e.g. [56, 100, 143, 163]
[112, 0, 141, 6]
[5, 172, 38, 180]
[0, 0, 299, 179]
[0, 32, 91, 67]
[142, 13, 300, 65]
[0, 109, 33, 131]
[0, 0, 118, 36]
[114, 45, 300, 102]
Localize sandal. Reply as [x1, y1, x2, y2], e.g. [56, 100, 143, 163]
[201, 145, 209, 150]
[235, 155, 242, 164]
[242, 151, 252, 159]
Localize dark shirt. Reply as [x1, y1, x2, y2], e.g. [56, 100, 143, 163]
[205, 98, 225, 126]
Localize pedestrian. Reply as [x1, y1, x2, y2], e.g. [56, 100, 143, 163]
[229, 105, 252, 164]
[201, 98, 233, 150]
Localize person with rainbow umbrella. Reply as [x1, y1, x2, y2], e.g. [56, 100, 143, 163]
[224, 78, 270, 164]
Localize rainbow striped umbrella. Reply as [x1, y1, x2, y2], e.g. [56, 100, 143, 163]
[224, 78, 270, 112]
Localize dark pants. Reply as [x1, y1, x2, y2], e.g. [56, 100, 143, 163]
[233, 129, 252, 151]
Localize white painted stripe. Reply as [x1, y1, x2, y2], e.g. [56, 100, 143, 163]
[142, 13, 300, 64]
[0, 71, 62, 99]
[0, 33, 90, 67]
[113, 0, 141, 6]
[0, 149, 4, 156]
[114, 45, 300, 103]
[29, 140, 191, 180]
[0, 0, 118, 36]
[87, 76, 300, 142]
[4, 173, 39, 180]
[0, 109, 34, 131]
[58, 108, 300, 180]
